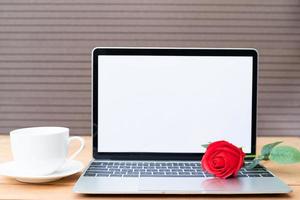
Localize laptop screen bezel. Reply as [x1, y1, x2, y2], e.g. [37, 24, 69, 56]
[92, 48, 257, 160]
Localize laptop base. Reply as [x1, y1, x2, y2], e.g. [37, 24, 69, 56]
[73, 160, 291, 194]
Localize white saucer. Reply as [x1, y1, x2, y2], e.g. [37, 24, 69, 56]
[0, 160, 84, 183]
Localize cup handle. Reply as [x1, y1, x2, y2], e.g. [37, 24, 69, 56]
[67, 136, 85, 160]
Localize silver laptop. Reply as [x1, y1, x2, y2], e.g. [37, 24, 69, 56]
[73, 48, 291, 194]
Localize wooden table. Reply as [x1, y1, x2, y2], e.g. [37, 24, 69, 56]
[1, 135, 300, 199]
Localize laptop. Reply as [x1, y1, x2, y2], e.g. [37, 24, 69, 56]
[73, 48, 291, 194]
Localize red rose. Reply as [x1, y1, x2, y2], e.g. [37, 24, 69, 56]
[201, 140, 245, 179]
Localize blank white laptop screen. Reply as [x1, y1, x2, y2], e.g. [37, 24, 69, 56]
[98, 55, 253, 153]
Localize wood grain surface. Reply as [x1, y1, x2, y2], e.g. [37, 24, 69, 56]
[0, 135, 299, 199]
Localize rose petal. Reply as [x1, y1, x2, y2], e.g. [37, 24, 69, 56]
[202, 150, 222, 172]
[219, 154, 237, 178]
[217, 146, 241, 158]
[212, 156, 225, 169]
[214, 153, 235, 178]
[201, 140, 246, 179]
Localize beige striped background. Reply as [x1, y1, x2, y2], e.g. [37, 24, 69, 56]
[0, 0, 300, 135]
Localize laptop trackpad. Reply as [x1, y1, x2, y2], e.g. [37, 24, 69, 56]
[138, 178, 242, 193]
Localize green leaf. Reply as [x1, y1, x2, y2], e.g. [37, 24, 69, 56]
[245, 156, 264, 169]
[269, 146, 300, 164]
[202, 144, 209, 148]
[261, 141, 283, 160]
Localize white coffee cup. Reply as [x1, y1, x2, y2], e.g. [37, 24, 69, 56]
[10, 127, 84, 176]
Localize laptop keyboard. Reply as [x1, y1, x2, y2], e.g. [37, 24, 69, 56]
[84, 161, 274, 178]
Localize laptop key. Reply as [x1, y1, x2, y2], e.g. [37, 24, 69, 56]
[164, 174, 182, 177]
[178, 171, 192, 175]
[157, 166, 167, 169]
[87, 170, 109, 174]
[248, 174, 261, 177]
[124, 174, 139, 177]
[244, 172, 265, 176]
[153, 172, 165, 175]
[90, 162, 102, 166]
[151, 174, 168, 177]
[184, 169, 196, 172]
[147, 169, 158, 173]
[87, 167, 108, 170]
[170, 169, 183, 172]
[96, 173, 110, 177]
[110, 174, 123, 177]
[126, 171, 139, 175]
[84, 173, 96, 177]
[204, 174, 214, 177]
[164, 171, 173, 174]
[191, 173, 205, 177]
[261, 173, 274, 177]
[158, 169, 170, 173]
